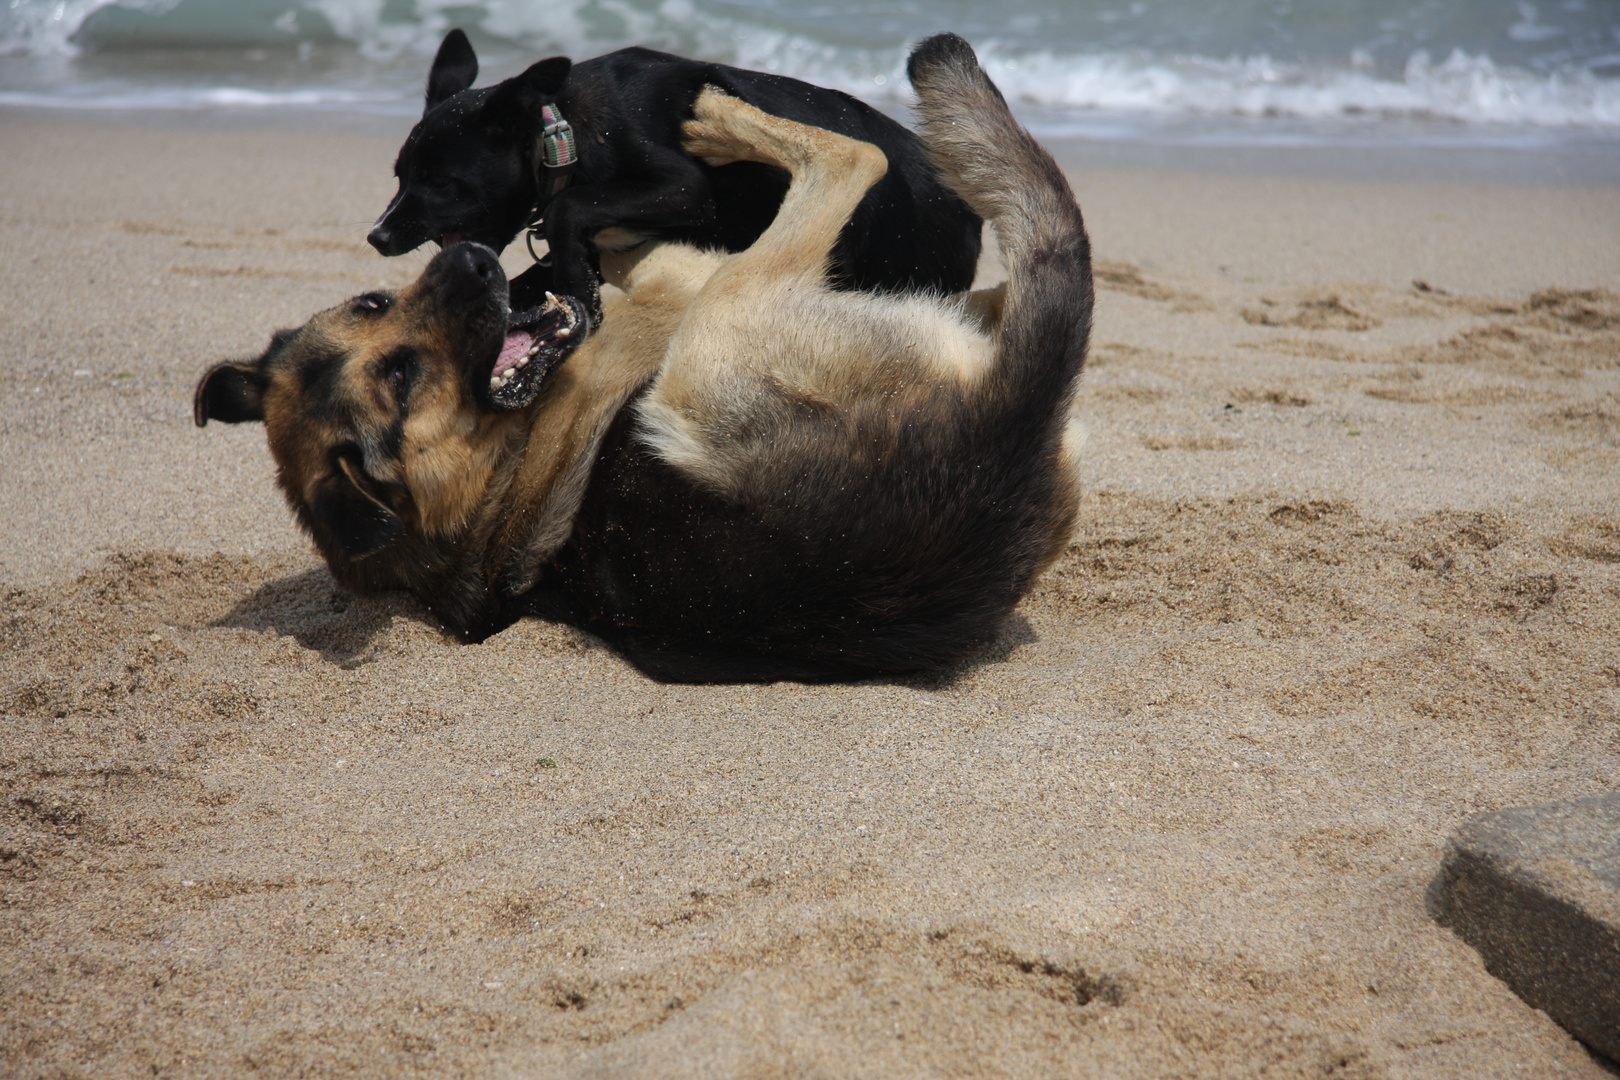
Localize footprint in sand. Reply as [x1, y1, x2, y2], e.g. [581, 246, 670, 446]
[1139, 435, 1239, 451]
[1398, 288, 1620, 372]
[1242, 290, 1381, 331]
[1533, 405, 1620, 446]
[1548, 519, 1620, 564]
[1230, 387, 1311, 407]
[1364, 383, 1550, 406]
[1093, 259, 1206, 308]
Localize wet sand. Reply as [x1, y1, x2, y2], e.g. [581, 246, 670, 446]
[2, 109, 1618, 1078]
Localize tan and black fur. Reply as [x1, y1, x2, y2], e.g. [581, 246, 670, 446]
[195, 34, 1093, 683]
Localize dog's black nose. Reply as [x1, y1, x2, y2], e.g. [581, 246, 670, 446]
[367, 223, 393, 253]
[428, 241, 505, 303]
[461, 244, 499, 281]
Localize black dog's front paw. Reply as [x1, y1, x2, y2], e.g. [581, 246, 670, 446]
[511, 267, 603, 328]
[558, 276, 604, 327]
[551, 288, 603, 331]
[508, 262, 555, 312]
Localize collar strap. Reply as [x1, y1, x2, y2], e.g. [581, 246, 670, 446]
[539, 103, 577, 199]
[524, 104, 578, 264]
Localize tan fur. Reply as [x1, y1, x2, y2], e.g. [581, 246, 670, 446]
[212, 267, 658, 590]
[1038, 416, 1089, 573]
[907, 54, 1079, 273]
[491, 253, 703, 588]
[591, 225, 650, 252]
[633, 90, 1011, 499]
[256, 291, 529, 544]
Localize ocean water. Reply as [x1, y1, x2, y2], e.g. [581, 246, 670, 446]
[2, 0, 1619, 149]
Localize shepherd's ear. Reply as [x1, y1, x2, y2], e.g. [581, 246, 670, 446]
[310, 454, 404, 561]
[194, 326, 294, 425]
[194, 360, 268, 426]
[426, 28, 479, 112]
[485, 57, 572, 121]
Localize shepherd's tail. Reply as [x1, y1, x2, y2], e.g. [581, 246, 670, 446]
[907, 33, 1092, 425]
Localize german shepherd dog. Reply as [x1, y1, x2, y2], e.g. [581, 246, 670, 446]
[367, 29, 983, 320]
[195, 35, 1092, 684]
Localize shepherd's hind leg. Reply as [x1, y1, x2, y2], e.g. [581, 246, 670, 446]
[680, 88, 888, 291]
[634, 91, 898, 495]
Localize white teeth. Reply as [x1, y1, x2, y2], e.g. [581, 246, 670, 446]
[557, 327, 571, 338]
[515, 355, 529, 368]
[489, 376, 501, 388]
[527, 344, 540, 356]
[544, 291, 557, 304]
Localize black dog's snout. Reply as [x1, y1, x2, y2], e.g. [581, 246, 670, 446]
[427, 242, 506, 303]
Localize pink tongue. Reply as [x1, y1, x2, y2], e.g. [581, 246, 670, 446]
[494, 330, 534, 377]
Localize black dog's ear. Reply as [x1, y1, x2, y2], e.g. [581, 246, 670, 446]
[310, 454, 405, 560]
[484, 56, 572, 121]
[426, 28, 479, 112]
[516, 56, 572, 96]
[194, 360, 268, 426]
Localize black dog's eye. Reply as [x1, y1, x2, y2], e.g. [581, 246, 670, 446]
[355, 293, 392, 314]
[427, 175, 456, 194]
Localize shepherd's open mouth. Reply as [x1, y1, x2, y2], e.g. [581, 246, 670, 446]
[486, 292, 589, 411]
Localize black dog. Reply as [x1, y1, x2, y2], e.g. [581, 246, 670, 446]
[368, 30, 983, 319]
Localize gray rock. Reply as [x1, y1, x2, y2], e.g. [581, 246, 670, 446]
[1429, 792, 1620, 1061]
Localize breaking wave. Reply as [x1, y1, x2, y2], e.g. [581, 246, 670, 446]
[2, 0, 1617, 140]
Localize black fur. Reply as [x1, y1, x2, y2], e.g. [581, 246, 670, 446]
[194, 358, 270, 425]
[369, 31, 983, 316]
[529, 359, 1082, 683]
[310, 454, 406, 561]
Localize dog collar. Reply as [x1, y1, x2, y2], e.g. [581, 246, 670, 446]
[539, 103, 578, 198]
[525, 103, 578, 264]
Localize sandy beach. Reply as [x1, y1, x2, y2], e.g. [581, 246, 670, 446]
[2, 108, 1618, 1078]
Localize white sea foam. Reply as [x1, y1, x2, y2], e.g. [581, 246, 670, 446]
[967, 47, 1620, 130]
[0, 84, 408, 111]
[1, 0, 1617, 139]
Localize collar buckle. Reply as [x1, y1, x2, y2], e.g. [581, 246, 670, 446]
[525, 103, 579, 264]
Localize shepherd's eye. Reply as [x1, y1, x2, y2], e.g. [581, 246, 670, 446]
[380, 348, 418, 407]
[356, 293, 392, 314]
